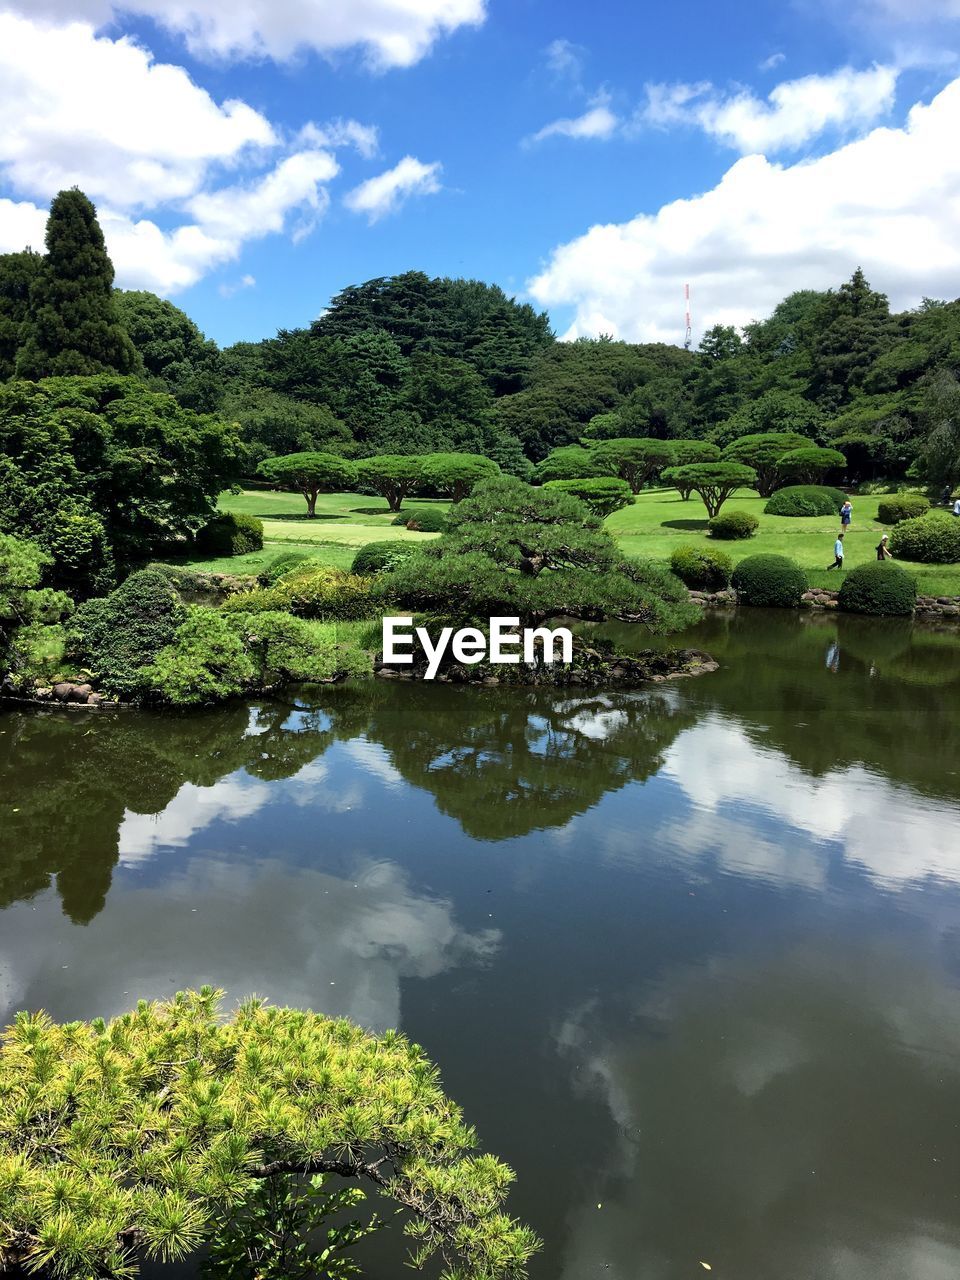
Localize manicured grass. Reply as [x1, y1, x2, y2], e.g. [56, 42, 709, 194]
[160, 486, 960, 596]
[607, 488, 960, 596]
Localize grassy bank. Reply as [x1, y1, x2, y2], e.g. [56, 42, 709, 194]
[163, 487, 960, 597]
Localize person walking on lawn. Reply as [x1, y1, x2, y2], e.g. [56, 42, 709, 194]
[876, 534, 892, 561]
[828, 531, 845, 570]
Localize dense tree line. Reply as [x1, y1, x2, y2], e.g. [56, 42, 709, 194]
[1, 186, 958, 598]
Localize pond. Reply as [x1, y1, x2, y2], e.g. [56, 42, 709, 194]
[3, 609, 960, 1279]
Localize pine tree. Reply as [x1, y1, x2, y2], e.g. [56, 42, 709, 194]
[15, 188, 137, 379]
[0, 248, 43, 379]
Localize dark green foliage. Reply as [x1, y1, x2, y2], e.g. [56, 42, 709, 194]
[391, 506, 449, 532]
[876, 494, 931, 524]
[661, 462, 757, 518]
[225, 611, 371, 684]
[707, 510, 760, 539]
[670, 544, 733, 590]
[0, 376, 243, 580]
[144, 606, 254, 705]
[351, 540, 415, 575]
[221, 567, 377, 621]
[731, 554, 808, 607]
[257, 551, 312, 586]
[0, 533, 72, 668]
[838, 562, 917, 616]
[0, 249, 42, 380]
[667, 440, 722, 466]
[587, 437, 673, 493]
[383, 476, 697, 631]
[355, 454, 423, 511]
[764, 485, 848, 517]
[889, 512, 960, 563]
[258, 452, 359, 517]
[0, 989, 539, 1280]
[195, 512, 264, 557]
[205, 1172, 380, 1280]
[542, 477, 633, 518]
[535, 445, 609, 482]
[420, 452, 500, 501]
[721, 433, 814, 497]
[114, 290, 223, 410]
[776, 445, 846, 485]
[15, 189, 137, 379]
[68, 568, 185, 696]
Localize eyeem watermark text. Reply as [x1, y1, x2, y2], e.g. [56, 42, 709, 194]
[383, 616, 573, 680]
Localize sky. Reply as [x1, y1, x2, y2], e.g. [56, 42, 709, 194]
[1, 0, 959, 348]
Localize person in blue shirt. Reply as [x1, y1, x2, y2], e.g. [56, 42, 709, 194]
[827, 532, 845, 569]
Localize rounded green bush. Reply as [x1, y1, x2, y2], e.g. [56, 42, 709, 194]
[838, 562, 917, 616]
[195, 512, 264, 557]
[669, 544, 733, 590]
[731, 554, 807, 608]
[888, 512, 960, 563]
[764, 485, 847, 517]
[391, 507, 448, 532]
[67, 569, 185, 696]
[221, 567, 376, 621]
[351, 541, 415, 575]
[707, 510, 759, 540]
[876, 494, 931, 525]
[257, 551, 311, 586]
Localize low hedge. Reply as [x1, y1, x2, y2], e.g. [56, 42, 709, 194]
[194, 512, 264, 557]
[257, 551, 312, 586]
[838, 562, 917, 616]
[351, 541, 416, 575]
[391, 507, 448, 532]
[731, 554, 807, 607]
[707, 510, 759, 540]
[876, 494, 931, 525]
[888, 512, 960, 563]
[764, 485, 847, 517]
[670, 545, 733, 591]
[220, 567, 377, 620]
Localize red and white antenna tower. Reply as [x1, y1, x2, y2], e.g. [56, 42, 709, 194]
[684, 283, 692, 350]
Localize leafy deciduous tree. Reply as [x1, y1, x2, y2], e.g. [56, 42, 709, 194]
[355, 454, 424, 512]
[587, 438, 674, 493]
[419, 452, 500, 502]
[258, 451, 359, 517]
[721, 432, 813, 497]
[661, 462, 758, 518]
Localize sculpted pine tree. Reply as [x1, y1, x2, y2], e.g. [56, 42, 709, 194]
[15, 188, 137, 379]
[0, 989, 540, 1280]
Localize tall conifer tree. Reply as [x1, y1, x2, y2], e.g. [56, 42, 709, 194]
[15, 188, 136, 379]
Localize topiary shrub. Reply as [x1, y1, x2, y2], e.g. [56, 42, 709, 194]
[877, 494, 931, 525]
[67, 569, 185, 696]
[670, 545, 733, 590]
[838, 562, 917, 616]
[731, 554, 807, 607]
[391, 506, 449, 532]
[195, 512, 264, 557]
[542, 477, 633, 518]
[351, 540, 415, 575]
[221, 567, 377, 621]
[707, 510, 759, 540]
[257, 550, 312, 586]
[764, 485, 847, 517]
[888, 512, 960, 563]
[142, 606, 254, 706]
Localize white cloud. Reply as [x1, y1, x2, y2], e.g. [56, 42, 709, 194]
[0, 13, 276, 210]
[759, 51, 786, 71]
[344, 155, 442, 222]
[639, 64, 898, 152]
[545, 37, 584, 81]
[528, 92, 620, 145]
[218, 272, 256, 297]
[0, 12, 389, 292]
[8, 0, 486, 67]
[528, 76, 960, 343]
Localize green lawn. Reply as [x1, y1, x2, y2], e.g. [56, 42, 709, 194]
[163, 486, 960, 596]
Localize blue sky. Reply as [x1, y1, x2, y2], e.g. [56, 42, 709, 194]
[1, 0, 959, 347]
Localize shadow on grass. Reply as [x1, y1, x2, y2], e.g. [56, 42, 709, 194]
[350, 506, 394, 516]
[255, 512, 342, 523]
[661, 519, 710, 531]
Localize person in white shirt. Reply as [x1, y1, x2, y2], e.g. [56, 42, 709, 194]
[827, 532, 845, 569]
[953, 498, 960, 517]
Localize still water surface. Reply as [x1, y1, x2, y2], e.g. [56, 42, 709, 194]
[3, 609, 960, 1279]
